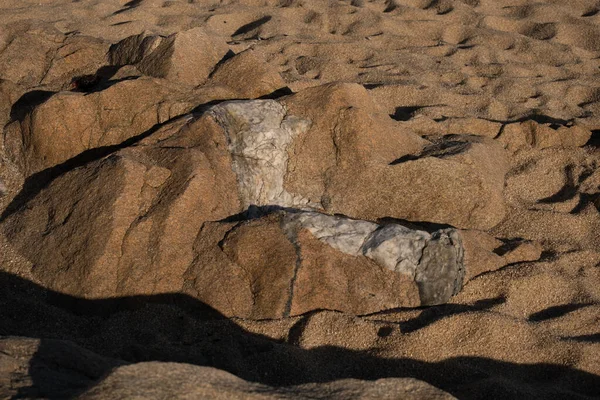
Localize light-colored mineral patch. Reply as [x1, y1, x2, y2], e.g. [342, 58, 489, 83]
[284, 210, 465, 305]
[209, 100, 313, 208]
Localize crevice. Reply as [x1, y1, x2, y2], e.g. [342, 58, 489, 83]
[280, 216, 303, 318]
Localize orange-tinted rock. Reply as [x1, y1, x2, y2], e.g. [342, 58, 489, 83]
[498, 120, 592, 153]
[109, 28, 230, 87]
[208, 49, 286, 98]
[3, 77, 237, 175]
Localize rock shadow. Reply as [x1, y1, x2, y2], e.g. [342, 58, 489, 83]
[1, 272, 599, 399]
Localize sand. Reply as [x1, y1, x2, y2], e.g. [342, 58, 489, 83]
[0, 0, 599, 399]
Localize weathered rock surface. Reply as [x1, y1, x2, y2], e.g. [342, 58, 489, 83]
[2, 93, 514, 316]
[3, 77, 237, 175]
[184, 209, 464, 318]
[0, 23, 108, 90]
[2, 111, 242, 298]
[281, 83, 509, 230]
[208, 48, 287, 98]
[498, 120, 592, 154]
[109, 28, 230, 87]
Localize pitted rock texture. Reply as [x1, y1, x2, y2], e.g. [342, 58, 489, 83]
[209, 100, 312, 208]
[208, 48, 287, 99]
[2, 94, 509, 312]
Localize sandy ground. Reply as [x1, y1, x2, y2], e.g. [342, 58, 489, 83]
[0, 0, 599, 399]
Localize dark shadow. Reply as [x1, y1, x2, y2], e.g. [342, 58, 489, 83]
[207, 49, 236, 78]
[10, 90, 55, 122]
[528, 303, 595, 322]
[258, 86, 294, 99]
[389, 139, 471, 165]
[582, 8, 599, 17]
[1, 272, 598, 399]
[492, 238, 527, 257]
[488, 114, 574, 129]
[586, 130, 600, 148]
[111, 0, 143, 15]
[70, 65, 122, 93]
[561, 333, 600, 343]
[390, 106, 427, 121]
[538, 165, 577, 204]
[397, 296, 506, 333]
[232, 16, 272, 37]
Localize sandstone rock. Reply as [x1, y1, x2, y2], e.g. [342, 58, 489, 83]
[3, 77, 238, 175]
[109, 28, 230, 87]
[77, 362, 455, 400]
[184, 209, 464, 318]
[0, 23, 64, 88]
[0, 23, 107, 90]
[208, 48, 286, 98]
[0, 79, 23, 128]
[281, 83, 508, 230]
[3, 94, 507, 315]
[2, 111, 242, 298]
[498, 120, 592, 154]
[460, 230, 542, 281]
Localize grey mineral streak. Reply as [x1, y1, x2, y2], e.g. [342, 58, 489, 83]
[209, 100, 312, 208]
[284, 211, 465, 305]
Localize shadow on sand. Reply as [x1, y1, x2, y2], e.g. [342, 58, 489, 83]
[1, 271, 598, 399]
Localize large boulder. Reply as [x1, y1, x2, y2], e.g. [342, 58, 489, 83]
[0, 23, 107, 90]
[2, 112, 242, 298]
[184, 209, 464, 318]
[1, 103, 466, 315]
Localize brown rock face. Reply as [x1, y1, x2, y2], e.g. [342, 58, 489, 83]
[184, 210, 463, 318]
[2, 90, 512, 315]
[109, 28, 230, 87]
[0, 24, 108, 90]
[282, 83, 509, 230]
[3, 77, 237, 175]
[2, 113, 242, 299]
[208, 49, 287, 98]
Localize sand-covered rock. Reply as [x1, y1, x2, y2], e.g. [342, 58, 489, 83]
[78, 362, 455, 400]
[0, 336, 454, 400]
[0, 23, 108, 90]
